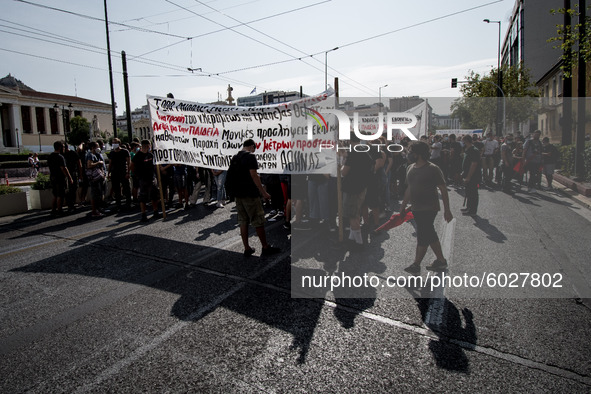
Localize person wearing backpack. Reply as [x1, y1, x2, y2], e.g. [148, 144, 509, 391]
[229, 139, 280, 257]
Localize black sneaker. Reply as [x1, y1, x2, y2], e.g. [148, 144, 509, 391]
[152, 212, 162, 220]
[261, 246, 281, 256]
[243, 247, 255, 257]
[140, 214, 149, 223]
[404, 263, 421, 274]
[426, 259, 448, 271]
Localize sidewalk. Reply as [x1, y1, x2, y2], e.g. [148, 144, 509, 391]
[3, 176, 37, 186]
[543, 177, 591, 210]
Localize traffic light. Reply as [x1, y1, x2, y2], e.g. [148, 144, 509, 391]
[451, 78, 457, 88]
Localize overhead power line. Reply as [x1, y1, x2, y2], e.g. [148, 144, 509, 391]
[14, 0, 191, 39]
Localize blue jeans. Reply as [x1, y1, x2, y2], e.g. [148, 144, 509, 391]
[214, 171, 227, 202]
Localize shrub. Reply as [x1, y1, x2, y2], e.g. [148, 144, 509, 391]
[0, 185, 23, 195]
[558, 142, 591, 181]
[31, 173, 51, 190]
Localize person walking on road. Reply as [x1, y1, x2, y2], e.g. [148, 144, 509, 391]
[500, 134, 514, 193]
[131, 140, 161, 223]
[48, 140, 73, 216]
[461, 135, 481, 216]
[401, 141, 453, 274]
[541, 137, 559, 190]
[231, 139, 280, 257]
[108, 138, 132, 211]
[482, 132, 499, 186]
[522, 130, 543, 192]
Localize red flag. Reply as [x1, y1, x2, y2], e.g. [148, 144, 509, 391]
[513, 161, 525, 176]
[375, 210, 414, 232]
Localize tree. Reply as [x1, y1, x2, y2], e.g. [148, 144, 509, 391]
[451, 64, 539, 133]
[548, 4, 591, 78]
[68, 116, 91, 146]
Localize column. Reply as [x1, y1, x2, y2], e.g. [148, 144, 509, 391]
[10, 104, 22, 149]
[0, 103, 4, 150]
[43, 107, 51, 134]
[30, 106, 38, 134]
[56, 108, 64, 135]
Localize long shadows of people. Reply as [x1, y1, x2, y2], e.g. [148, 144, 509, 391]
[472, 217, 508, 243]
[9, 233, 321, 365]
[405, 273, 477, 373]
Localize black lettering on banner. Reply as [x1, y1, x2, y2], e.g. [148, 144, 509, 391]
[280, 151, 320, 172]
[154, 148, 198, 164]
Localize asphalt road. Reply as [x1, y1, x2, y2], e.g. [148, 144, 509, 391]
[1, 184, 590, 392]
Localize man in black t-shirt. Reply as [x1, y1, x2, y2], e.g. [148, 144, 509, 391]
[108, 137, 132, 210]
[233, 139, 280, 258]
[448, 134, 463, 185]
[63, 143, 82, 212]
[130, 139, 161, 222]
[461, 135, 481, 216]
[542, 137, 559, 190]
[47, 140, 73, 216]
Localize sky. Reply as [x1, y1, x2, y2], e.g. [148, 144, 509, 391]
[1, 0, 516, 115]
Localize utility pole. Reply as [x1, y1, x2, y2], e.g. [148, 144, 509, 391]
[575, 0, 587, 179]
[122, 51, 133, 143]
[104, 0, 118, 139]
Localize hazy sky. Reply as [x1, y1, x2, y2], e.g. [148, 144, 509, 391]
[2, 0, 516, 115]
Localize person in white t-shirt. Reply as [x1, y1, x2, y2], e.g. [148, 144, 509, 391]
[482, 132, 499, 185]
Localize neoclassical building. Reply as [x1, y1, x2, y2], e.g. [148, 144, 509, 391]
[0, 74, 113, 153]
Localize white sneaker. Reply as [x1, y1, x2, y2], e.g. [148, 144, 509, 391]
[216, 202, 224, 208]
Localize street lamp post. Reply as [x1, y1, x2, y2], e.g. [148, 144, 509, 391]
[324, 47, 339, 91]
[38, 130, 42, 152]
[379, 84, 388, 109]
[53, 103, 73, 144]
[484, 19, 503, 135]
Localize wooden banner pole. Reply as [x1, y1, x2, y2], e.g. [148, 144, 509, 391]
[335, 77, 344, 243]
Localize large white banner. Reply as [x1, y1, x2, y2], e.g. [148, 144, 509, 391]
[146, 92, 337, 174]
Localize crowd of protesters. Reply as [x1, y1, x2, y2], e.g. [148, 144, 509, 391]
[46, 130, 560, 257]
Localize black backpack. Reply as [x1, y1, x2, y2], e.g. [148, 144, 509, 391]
[224, 151, 247, 198]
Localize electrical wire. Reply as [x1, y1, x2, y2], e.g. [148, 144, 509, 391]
[14, 0, 191, 39]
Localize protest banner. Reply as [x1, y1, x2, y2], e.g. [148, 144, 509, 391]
[146, 91, 338, 174]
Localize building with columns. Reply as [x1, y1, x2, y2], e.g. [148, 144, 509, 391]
[0, 74, 113, 153]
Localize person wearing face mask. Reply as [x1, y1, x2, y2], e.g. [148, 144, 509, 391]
[108, 138, 132, 210]
[400, 141, 453, 274]
[500, 134, 514, 192]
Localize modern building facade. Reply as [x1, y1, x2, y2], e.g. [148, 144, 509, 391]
[0, 74, 113, 152]
[501, 0, 590, 142]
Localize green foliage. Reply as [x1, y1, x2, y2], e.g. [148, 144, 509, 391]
[31, 173, 51, 190]
[451, 64, 540, 132]
[548, 6, 591, 78]
[69, 116, 91, 146]
[0, 185, 23, 195]
[558, 141, 591, 181]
